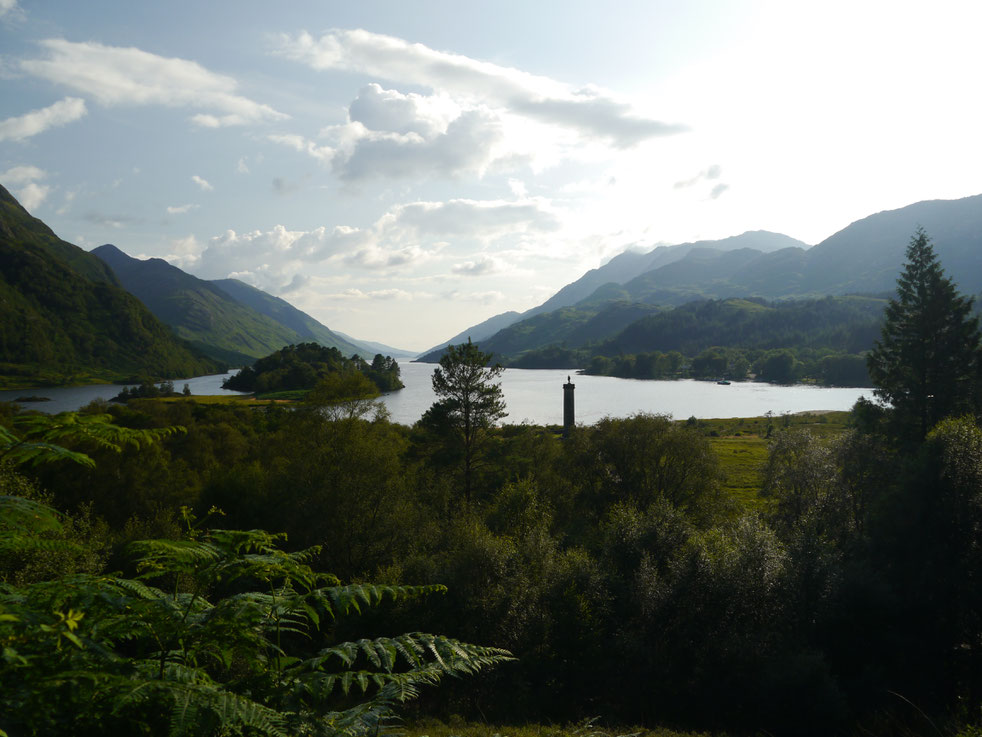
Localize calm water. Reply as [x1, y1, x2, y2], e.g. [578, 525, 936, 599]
[383, 362, 871, 426]
[0, 372, 246, 414]
[0, 364, 872, 425]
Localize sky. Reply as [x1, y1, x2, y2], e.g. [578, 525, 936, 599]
[2, 1, 981, 351]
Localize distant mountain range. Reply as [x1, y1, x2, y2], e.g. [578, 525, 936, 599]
[418, 194, 982, 364]
[93, 245, 370, 364]
[0, 185, 223, 385]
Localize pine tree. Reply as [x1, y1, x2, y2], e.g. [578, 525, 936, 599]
[429, 339, 506, 502]
[867, 228, 982, 439]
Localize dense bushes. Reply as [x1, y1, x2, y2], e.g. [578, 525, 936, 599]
[224, 343, 403, 395]
[6, 388, 982, 734]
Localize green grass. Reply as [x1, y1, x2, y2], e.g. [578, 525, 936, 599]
[710, 436, 769, 509]
[696, 411, 853, 508]
[152, 394, 291, 407]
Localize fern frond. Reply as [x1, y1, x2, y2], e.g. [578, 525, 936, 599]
[130, 538, 222, 575]
[313, 583, 447, 619]
[0, 495, 68, 534]
[14, 412, 186, 453]
[1, 441, 96, 468]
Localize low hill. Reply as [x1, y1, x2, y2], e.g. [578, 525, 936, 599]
[0, 186, 222, 386]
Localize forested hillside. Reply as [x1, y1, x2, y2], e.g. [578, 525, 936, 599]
[94, 245, 367, 363]
[491, 296, 884, 385]
[422, 194, 982, 369]
[0, 187, 223, 386]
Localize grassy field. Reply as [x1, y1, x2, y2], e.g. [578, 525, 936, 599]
[152, 394, 294, 406]
[700, 411, 852, 507]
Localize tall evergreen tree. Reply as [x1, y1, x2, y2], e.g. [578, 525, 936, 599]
[429, 339, 507, 502]
[867, 228, 982, 439]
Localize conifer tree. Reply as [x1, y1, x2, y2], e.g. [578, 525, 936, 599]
[867, 228, 982, 439]
[429, 339, 506, 502]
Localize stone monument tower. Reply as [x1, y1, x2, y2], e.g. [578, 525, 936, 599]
[563, 375, 575, 438]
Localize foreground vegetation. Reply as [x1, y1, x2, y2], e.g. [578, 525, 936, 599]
[2, 231, 982, 736]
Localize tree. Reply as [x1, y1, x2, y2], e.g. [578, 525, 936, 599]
[429, 339, 507, 503]
[866, 228, 982, 439]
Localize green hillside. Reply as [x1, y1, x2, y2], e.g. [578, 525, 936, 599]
[0, 186, 118, 285]
[94, 245, 347, 364]
[478, 301, 664, 359]
[210, 278, 368, 357]
[0, 187, 223, 387]
[600, 295, 884, 356]
[505, 296, 885, 385]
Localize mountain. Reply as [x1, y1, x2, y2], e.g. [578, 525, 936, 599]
[604, 195, 982, 307]
[0, 185, 222, 386]
[527, 230, 807, 318]
[417, 231, 807, 362]
[799, 194, 982, 295]
[92, 246, 369, 364]
[93, 245, 301, 365]
[331, 331, 418, 359]
[209, 278, 366, 357]
[426, 194, 982, 365]
[416, 310, 523, 362]
[0, 185, 119, 285]
[474, 301, 665, 360]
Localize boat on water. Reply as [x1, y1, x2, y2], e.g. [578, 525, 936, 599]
[716, 380, 731, 385]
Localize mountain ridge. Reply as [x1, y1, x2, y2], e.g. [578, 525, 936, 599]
[0, 185, 223, 385]
[93, 245, 371, 363]
[419, 194, 982, 364]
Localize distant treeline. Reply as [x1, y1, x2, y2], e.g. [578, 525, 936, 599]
[509, 296, 883, 386]
[223, 342, 403, 394]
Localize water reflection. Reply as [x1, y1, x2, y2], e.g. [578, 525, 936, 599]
[1, 364, 871, 426]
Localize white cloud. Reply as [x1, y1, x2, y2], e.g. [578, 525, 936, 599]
[442, 289, 505, 304]
[0, 97, 86, 142]
[195, 223, 373, 287]
[333, 110, 502, 181]
[16, 182, 50, 210]
[674, 164, 722, 189]
[508, 178, 528, 198]
[1, 165, 50, 210]
[347, 83, 449, 137]
[451, 256, 505, 276]
[1, 164, 45, 185]
[186, 196, 560, 292]
[710, 183, 729, 200]
[327, 288, 413, 300]
[236, 157, 250, 174]
[0, 0, 21, 20]
[191, 175, 213, 191]
[275, 29, 685, 147]
[383, 198, 560, 240]
[166, 203, 197, 214]
[21, 40, 286, 127]
[268, 133, 334, 163]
